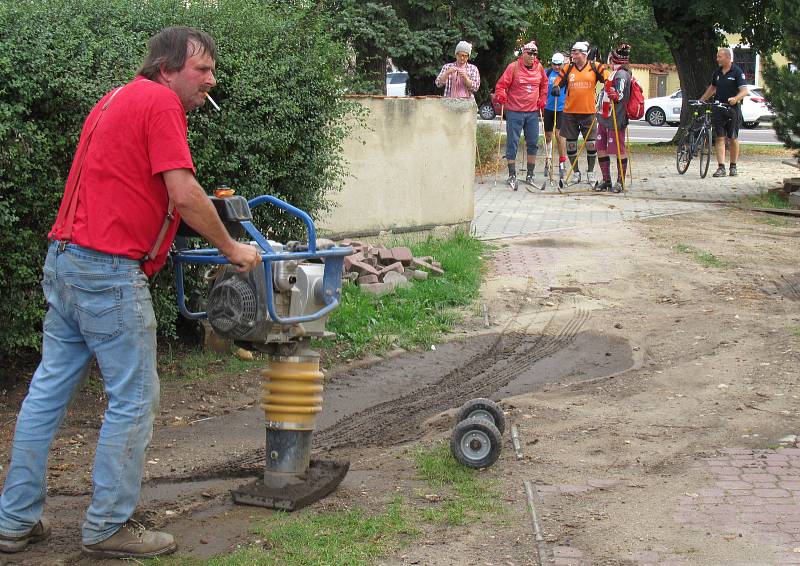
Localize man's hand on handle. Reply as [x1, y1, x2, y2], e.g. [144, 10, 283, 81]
[220, 241, 262, 273]
[163, 168, 263, 274]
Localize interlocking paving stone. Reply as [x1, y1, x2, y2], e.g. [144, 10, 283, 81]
[532, 447, 800, 564]
[472, 154, 795, 241]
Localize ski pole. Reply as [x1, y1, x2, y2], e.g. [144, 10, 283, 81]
[626, 127, 634, 186]
[611, 102, 625, 192]
[493, 104, 505, 190]
[540, 109, 552, 185]
[475, 142, 484, 184]
[560, 116, 596, 189]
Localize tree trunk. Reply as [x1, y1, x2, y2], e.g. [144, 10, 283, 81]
[670, 35, 718, 131]
[652, 3, 719, 142]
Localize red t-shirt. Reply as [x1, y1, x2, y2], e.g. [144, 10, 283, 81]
[49, 76, 195, 275]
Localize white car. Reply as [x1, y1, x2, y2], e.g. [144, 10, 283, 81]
[643, 85, 772, 129]
[386, 71, 408, 97]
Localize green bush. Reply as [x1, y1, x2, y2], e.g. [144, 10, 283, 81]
[475, 124, 501, 171]
[763, 0, 800, 155]
[0, 0, 359, 364]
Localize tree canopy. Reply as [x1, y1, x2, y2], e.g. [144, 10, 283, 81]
[762, 0, 800, 154]
[651, 0, 780, 127]
[325, 0, 673, 103]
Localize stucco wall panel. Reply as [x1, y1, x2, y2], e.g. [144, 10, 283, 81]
[318, 97, 476, 237]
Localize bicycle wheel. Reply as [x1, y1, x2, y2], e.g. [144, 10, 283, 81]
[698, 127, 712, 178]
[676, 130, 692, 174]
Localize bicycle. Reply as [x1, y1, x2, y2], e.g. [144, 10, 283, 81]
[676, 100, 730, 178]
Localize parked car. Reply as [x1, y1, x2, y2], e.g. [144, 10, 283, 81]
[386, 71, 408, 97]
[478, 91, 508, 120]
[478, 93, 500, 120]
[644, 85, 772, 128]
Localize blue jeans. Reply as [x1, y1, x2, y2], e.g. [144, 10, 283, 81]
[0, 242, 159, 545]
[505, 110, 540, 161]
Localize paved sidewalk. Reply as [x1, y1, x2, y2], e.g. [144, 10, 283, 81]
[534, 448, 800, 566]
[472, 153, 795, 240]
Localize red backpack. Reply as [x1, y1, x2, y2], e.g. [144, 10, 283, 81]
[626, 76, 645, 120]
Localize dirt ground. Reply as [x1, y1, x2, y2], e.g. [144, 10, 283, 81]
[1, 202, 800, 565]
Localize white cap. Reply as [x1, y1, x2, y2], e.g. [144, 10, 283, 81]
[571, 41, 589, 53]
[551, 53, 565, 65]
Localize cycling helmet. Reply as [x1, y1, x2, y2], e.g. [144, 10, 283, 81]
[551, 53, 565, 65]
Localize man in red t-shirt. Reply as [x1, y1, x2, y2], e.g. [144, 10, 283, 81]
[0, 27, 260, 560]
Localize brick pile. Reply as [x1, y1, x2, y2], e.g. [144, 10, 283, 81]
[339, 240, 444, 295]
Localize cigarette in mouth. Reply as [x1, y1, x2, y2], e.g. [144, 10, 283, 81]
[205, 92, 221, 111]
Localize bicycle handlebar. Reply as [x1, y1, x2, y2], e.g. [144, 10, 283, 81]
[688, 99, 732, 109]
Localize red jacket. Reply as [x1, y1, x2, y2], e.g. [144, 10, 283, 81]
[495, 58, 548, 112]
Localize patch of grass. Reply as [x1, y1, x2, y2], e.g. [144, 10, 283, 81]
[414, 441, 503, 525]
[674, 243, 729, 268]
[157, 498, 416, 566]
[743, 191, 793, 210]
[158, 347, 256, 381]
[755, 215, 793, 227]
[631, 141, 793, 157]
[320, 232, 485, 363]
[791, 327, 800, 337]
[158, 443, 505, 565]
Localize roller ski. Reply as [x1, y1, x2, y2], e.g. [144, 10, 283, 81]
[522, 169, 544, 192]
[586, 171, 598, 189]
[543, 156, 556, 190]
[558, 169, 582, 190]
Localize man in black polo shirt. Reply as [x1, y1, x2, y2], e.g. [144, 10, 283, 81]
[699, 47, 749, 177]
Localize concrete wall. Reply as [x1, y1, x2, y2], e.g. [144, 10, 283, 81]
[318, 96, 476, 238]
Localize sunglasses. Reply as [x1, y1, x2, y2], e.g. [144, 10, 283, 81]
[524, 50, 537, 55]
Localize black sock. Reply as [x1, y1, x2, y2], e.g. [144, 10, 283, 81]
[508, 163, 516, 177]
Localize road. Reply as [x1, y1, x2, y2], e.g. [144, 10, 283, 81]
[477, 118, 782, 145]
[625, 121, 781, 144]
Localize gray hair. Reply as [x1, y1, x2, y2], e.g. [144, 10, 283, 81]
[718, 47, 734, 61]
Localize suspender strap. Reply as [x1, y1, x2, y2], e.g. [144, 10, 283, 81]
[142, 200, 175, 262]
[56, 86, 125, 241]
[54, 83, 176, 265]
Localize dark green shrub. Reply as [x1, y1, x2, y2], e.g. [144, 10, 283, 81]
[0, 0, 358, 366]
[475, 124, 500, 171]
[763, 0, 800, 155]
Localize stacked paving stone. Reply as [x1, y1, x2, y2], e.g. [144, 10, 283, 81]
[339, 240, 444, 295]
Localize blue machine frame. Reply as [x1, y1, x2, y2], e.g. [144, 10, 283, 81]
[173, 195, 352, 325]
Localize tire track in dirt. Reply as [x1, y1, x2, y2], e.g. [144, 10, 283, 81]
[157, 304, 589, 482]
[315, 309, 590, 450]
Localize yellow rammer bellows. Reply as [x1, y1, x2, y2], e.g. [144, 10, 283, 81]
[261, 357, 323, 429]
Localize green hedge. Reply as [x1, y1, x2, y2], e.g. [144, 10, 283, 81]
[763, 0, 800, 154]
[0, 0, 359, 363]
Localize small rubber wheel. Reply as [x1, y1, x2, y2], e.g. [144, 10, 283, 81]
[450, 417, 503, 469]
[456, 398, 506, 435]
